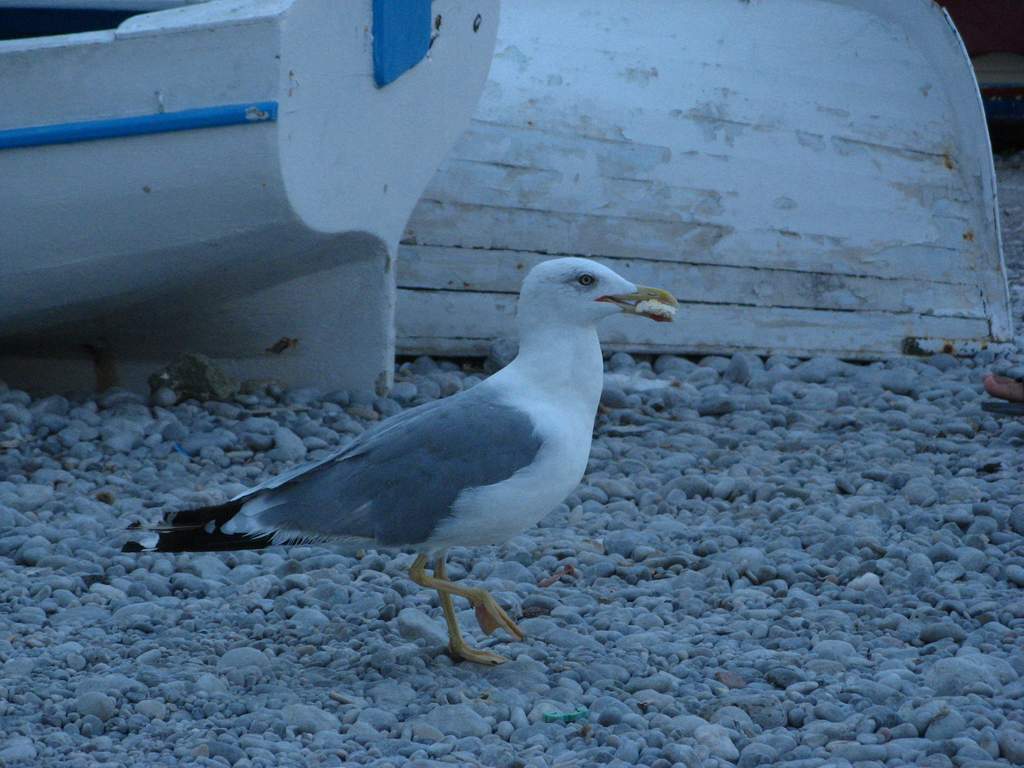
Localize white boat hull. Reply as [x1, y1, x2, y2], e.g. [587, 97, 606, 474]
[398, 0, 1011, 360]
[0, 0, 498, 392]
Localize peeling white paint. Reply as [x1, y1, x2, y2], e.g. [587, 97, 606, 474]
[400, 0, 1010, 360]
[0, 0, 500, 394]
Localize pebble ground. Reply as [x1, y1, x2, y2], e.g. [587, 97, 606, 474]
[0, 156, 1022, 767]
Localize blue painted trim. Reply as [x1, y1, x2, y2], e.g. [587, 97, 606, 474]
[0, 101, 278, 151]
[372, 0, 430, 88]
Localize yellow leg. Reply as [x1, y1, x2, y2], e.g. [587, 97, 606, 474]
[409, 553, 524, 665]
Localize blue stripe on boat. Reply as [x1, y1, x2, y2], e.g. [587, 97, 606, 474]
[372, 0, 430, 88]
[0, 101, 278, 151]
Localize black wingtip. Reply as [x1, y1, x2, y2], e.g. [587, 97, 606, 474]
[119, 497, 277, 554]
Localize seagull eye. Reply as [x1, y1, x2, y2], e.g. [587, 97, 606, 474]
[577, 274, 595, 287]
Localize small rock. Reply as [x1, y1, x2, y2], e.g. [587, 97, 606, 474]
[79, 714, 104, 737]
[151, 387, 178, 407]
[603, 530, 646, 558]
[217, 647, 270, 671]
[76, 691, 116, 722]
[715, 670, 746, 689]
[590, 696, 630, 726]
[925, 710, 967, 740]
[195, 673, 227, 695]
[925, 353, 958, 371]
[880, 368, 918, 396]
[601, 387, 630, 409]
[814, 639, 857, 662]
[738, 743, 777, 768]
[112, 602, 167, 631]
[0, 737, 36, 763]
[849, 572, 881, 591]
[697, 393, 734, 416]
[919, 621, 966, 644]
[290, 607, 329, 629]
[830, 742, 887, 762]
[907, 552, 934, 587]
[356, 707, 399, 733]
[903, 477, 938, 507]
[268, 427, 307, 462]
[411, 721, 444, 742]
[1006, 564, 1024, 588]
[766, 667, 805, 689]
[802, 385, 839, 411]
[927, 656, 1001, 696]
[396, 607, 448, 648]
[675, 476, 712, 499]
[794, 356, 848, 383]
[207, 740, 245, 765]
[712, 478, 737, 500]
[694, 723, 739, 761]
[135, 699, 167, 719]
[1009, 506, 1024, 536]
[149, 353, 237, 401]
[654, 354, 696, 376]
[282, 704, 340, 735]
[390, 381, 418, 404]
[999, 727, 1024, 764]
[724, 354, 752, 385]
[423, 703, 491, 738]
[8, 484, 52, 512]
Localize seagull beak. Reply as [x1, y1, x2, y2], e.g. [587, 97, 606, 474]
[597, 286, 679, 323]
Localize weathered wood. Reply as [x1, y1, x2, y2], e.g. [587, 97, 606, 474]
[398, 246, 987, 318]
[398, 0, 1011, 359]
[397, 288, 992, 360]
[405, 200, 972, 285]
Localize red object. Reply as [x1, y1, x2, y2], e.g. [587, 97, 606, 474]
[941, 1, 1024, 56]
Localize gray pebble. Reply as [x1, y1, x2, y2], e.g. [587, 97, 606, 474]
[390, 381, 418, 403]
[919, 621, 967, 644]
[76, 691, 115, 722]
[422, 704, 490, 738]
[903, 477, 938, 507]
[0, 737, 37, 763]
[217, 647, 270, 671]
[1006, 564, 1024, 587]
[925, 710, 968, 740]
[135, 699, 167, 719]
[268, 427, 307, 461]
[999, 728, 1024, 764]
[927, 656, 1002, 696]
[151, 387, 178, 407]
[207, 740, 245, 765]
[396, 607, 448, 648]
[282, 703, 340, 734]
[694, 723, 739, 761]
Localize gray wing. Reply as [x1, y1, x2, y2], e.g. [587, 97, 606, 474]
[233, 396, 451, 495]
[234, 387, 543, 546]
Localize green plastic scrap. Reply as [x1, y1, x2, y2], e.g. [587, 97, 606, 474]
[542, 707, 589, 724]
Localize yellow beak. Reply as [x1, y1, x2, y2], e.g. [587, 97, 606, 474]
[597, 285, 679, 322]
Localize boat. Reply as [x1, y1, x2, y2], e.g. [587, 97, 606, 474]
[398, 0, 1012, 361]
[0, 0, 499, 393]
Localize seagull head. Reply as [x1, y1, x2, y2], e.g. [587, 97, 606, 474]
[519, 257, 678, 327]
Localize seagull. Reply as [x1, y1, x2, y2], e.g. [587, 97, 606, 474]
[124, 257, 678, 664]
